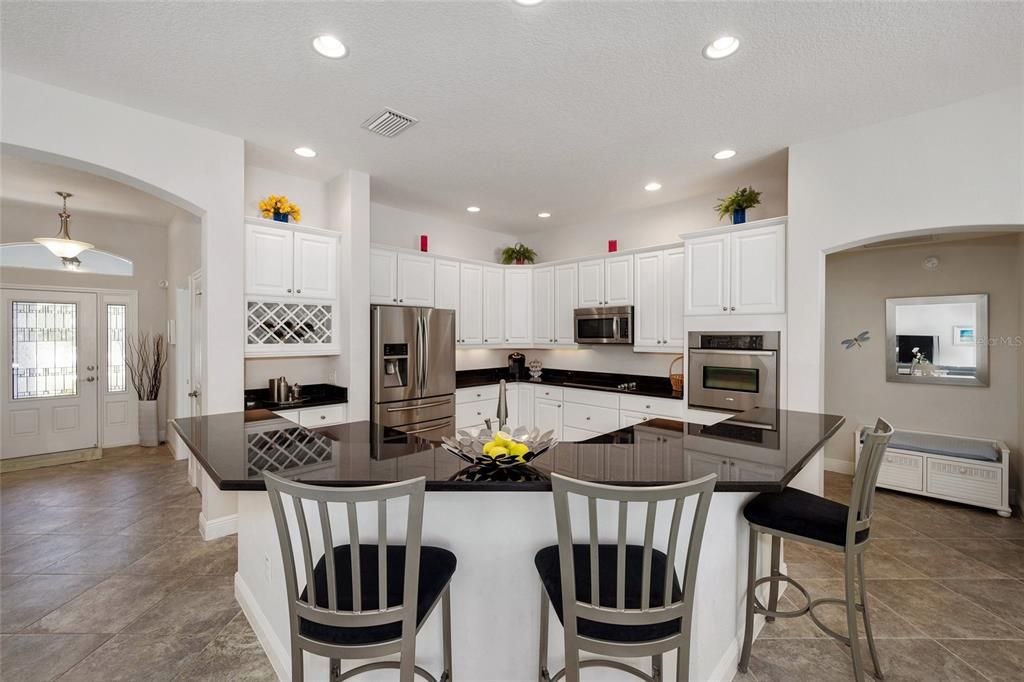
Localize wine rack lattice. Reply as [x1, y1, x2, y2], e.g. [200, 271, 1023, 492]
[247, 301, 333, 345]
[247, 426, 333, 476]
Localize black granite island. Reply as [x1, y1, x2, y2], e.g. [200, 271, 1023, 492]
[171, 409, 843, 681]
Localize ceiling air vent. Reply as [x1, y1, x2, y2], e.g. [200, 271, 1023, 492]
[361, 108, 418, 138]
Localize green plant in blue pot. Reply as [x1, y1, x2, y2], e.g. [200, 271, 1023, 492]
[715, 186, 762, 224]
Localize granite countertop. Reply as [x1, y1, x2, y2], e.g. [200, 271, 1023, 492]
[244, 383, 348, 411]
[456, 367, 683, 400]
[171, 409, 843, 493]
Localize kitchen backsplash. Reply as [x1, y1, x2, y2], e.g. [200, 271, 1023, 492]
[244, 356, 338, 389]
[456, 346, 683, 377]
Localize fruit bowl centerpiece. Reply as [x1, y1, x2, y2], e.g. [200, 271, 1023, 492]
[441, 426, 557, 469]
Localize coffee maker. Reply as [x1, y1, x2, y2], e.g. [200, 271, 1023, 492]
[507, 352, 526, 380]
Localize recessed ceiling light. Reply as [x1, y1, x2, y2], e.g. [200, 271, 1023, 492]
[713, 149, 736, 160]
[514, 0, 545, 6]
[538, 212, 551, 218]
[644, 182, 662, 192]
[312, 35, 348, 59]
[466, 206, 481, 213]
[703, 35, 740, 60]
[293, 147, 317, 158]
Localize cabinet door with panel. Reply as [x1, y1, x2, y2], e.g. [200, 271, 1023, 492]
[684, 233, 730, 315]
[730, 224, 785, 314]
[633, 251, 663, 349]
[369, 248, 399, 305]
[534, 397, 563, 440]
[554, 264, 578, 344]
[604, 255, 634, 306]
[577, 258, 605, 307]
[396, 253, 435, 307]
[481, 266, 504, 345]
[292, 232, 337, 299]
[532, 267, 554, 344]
[434, 259, 460, 311]
[503, 269, 532, 344]
[662, 247, 686, 347]
[246, 224, 294, 296]
[458, 264, 483, 345]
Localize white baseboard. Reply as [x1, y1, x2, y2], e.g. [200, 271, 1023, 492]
[236, 572, 290, 681]
[199, 511, 238, 540]
[825, 457, 855, 475]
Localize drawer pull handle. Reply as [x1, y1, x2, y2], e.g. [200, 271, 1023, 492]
[386, 400, 451, 412]
[585, 416, 591, 421]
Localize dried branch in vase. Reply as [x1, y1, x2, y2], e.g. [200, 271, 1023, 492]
[126, 332, 168, 401]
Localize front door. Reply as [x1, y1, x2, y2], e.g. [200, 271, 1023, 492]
[1, 289, 99, 458]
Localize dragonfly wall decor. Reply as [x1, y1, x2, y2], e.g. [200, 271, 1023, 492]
[842, 331, 870, 349]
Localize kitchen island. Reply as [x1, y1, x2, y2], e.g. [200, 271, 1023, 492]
[172, 408, 843, 681]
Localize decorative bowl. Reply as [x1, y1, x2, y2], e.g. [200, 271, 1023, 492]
[441, 425, 557, 469]
[449, 463, 548, 483]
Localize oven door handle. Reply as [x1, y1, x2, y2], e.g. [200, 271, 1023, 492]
[689, 349, 776, 356]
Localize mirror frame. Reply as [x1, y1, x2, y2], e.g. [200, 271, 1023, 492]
[885, 294, 989, 387]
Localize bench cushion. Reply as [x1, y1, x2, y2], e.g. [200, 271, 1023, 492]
[865, 430, 1000, 463]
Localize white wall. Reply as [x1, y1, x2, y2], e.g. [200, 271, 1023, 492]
[1019, 234, 1024, 501]
[2, 73, 246, 414]
[244, 165, 328, 228]
[824, 236, 1022, 476]
[370, 201, 519, 262]
[165, 211, 201, 433]
[788, 87, 1024, 492]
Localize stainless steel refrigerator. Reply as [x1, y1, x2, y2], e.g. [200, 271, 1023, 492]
[371, 305, 456, 440]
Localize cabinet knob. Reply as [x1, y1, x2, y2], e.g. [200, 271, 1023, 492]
[585, 416, 591, 421]
[730, 306, 736, 311]
[400, 298, 404, 303]
[320, 415, 326, 420]
[393, 298, 398, 302]
[297, 289, 302, 294]
[722, 306, 728, 311]
[287, 288, 293, 293]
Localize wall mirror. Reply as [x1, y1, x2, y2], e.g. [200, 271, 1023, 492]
[885, 294, 989, 386]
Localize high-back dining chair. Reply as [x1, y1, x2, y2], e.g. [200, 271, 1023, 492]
[264, 472, 455, 682]
[534, 472, 718, 682]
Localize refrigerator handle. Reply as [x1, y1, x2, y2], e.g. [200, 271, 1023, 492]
[421, 310, 430, 392]
[417, 312, 427, 394]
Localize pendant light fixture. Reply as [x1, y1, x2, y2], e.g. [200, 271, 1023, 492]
[34, 191, 93, 259]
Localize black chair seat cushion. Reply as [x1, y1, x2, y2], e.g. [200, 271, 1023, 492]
[299, 544, 456, 646]
[743, 488, 868, 546]
[534, 544, 683, 643]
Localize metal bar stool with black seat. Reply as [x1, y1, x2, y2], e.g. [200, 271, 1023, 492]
[535, 472, 717, 682]
[738, 418, 894, 682]
[264, 472, 455, 682]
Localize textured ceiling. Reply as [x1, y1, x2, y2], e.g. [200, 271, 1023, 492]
[2, 1, 1021, 232]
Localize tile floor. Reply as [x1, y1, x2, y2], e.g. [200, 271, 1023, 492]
[2, 447, 1023, 681]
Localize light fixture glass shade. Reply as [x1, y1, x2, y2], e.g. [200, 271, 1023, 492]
[34, 236, 94, 258]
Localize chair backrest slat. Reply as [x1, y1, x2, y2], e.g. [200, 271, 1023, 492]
[551, 472, 717, 632]
[346, 501, 362, 611]
[378, 499, 388, 609]
[317, 501, 338, 611]
[292, 496, 316, 606]
[847, 418, 894, 545]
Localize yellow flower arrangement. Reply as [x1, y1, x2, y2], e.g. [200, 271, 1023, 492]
[259, 194, 302, 223]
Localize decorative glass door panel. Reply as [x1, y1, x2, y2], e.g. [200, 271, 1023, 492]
[11, 301, 79, 399]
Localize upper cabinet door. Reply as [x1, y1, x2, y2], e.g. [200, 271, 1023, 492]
[434, 259, 460, 311]
[577, 258, 605, 307]
[503, 268, 532, 345]
[685, 233, 730, 315]
[662, 247, 686, 347]
[396, 253, 435, 307]
[459, 263, 483, 344]
[553, 264, 578, 345]
[292, 232, 338, 299]
[481, 266, 504, 345]
[532, 267, 554, 344]
[730, 223, 786, 314]
[604, 255, 634, 306]
[369, 248, 398, 305]
[246, 224, 294, 296]
[632, 251, 663, 349]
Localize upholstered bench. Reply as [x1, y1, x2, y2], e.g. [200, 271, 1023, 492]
[855, 426, 1011, 516]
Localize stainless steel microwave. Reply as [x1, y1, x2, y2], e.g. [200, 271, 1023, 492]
[574, 306, 633, 344]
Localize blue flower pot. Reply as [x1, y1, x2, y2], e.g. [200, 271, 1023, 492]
[732, 208, 746, 224]
[272, 211, 289, 223]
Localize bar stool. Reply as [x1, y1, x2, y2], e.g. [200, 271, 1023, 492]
[534, 472, 717, 682]
[264, 473, 455, 682]
[738, 418, 894, 682]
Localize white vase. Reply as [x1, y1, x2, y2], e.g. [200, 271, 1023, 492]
[139, 400, 159, 447]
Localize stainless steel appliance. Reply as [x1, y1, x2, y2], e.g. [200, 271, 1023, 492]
[371, 305, 456, 440]
[574, 306, 633, 344]
[687, 332, 780, 413]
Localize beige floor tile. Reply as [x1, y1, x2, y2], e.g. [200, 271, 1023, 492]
[746, 638, 855, 682]
[945, 538, 1024, 579]
[0, 534, 40, 552]
[936, 578, 1024, 633]
[37, 535, 168, 574]
[0, 573, 30, 588]
[173, 630, 279, 681]
[868, 579, 1021, 639]
[0, 573, 105, 632]
[796, 579, 925, 640]
[25, 574, 186, 634]
[937, 639, 1024, 682]
[849, 637, 988, 681]
[49, 506, 144, 535]
[117, 506, 199, 537]
[871, 538, 1009, 578]
[894, 510, 994, 539]
[121, 534, 237, 576]
[122, 584, 240, 638]
[0, 633, 111, 682]
[61, 633, 211, 682]
[0, 533, 105, 575]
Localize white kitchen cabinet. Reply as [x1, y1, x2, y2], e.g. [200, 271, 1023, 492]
[434, 259, 461, 328]
[533, 264, 577, 345]
[554, 264, 578, 344]
[274, 403, 348, 427]
[534, 397, 563, 439]
[634, 247, 686, 352]
[578, 256, 632, 307]
[456, 399, 496, 431]
[684, 222, 785, 316]
[246, 224, 294, 297]
[396, 253, 436, 307]
[292, 232, 338, 299]
[481, 266, 504, 345]
[459, 264, 483, 345]
[503, 268, 532, 345]
[517, 383, 535, 429]
[532, 267, 554, 344]
[369, 248, 399, 304]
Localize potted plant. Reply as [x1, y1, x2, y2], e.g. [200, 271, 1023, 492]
[714, 186, 762, 224]
[126, 332, 168, 447]
[259, 194, 302, 223]
[500, 243, 538, 265]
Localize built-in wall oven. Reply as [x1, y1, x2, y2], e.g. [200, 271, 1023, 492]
[574, 306, 633, 344]
[687, 332, 780, 413]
